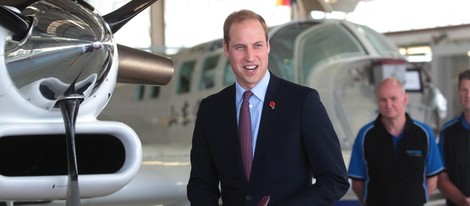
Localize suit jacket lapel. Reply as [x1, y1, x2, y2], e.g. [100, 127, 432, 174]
[250, 74, 281, 182]
[223, 85, 246, 181]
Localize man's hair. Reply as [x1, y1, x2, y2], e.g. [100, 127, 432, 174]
[458, 69, 470, 88]
[223, 9, 268, 46]
[377, 77, 405, 94]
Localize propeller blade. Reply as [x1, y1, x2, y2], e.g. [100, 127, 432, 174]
[0, 5, 31, 40]
[103, 0, 159, 33]
[75, 0, 95, 11]
[58, 81, 84, 206]
[0, 0, 39, 10]
[59, 96, 83, 206]
[117, 44, 174, 85]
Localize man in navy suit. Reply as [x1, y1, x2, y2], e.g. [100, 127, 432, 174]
[187, 9, 349, 206]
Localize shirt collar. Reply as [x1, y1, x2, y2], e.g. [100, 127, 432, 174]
[460, 114, 470, 130]
[236, 71, 270, 103]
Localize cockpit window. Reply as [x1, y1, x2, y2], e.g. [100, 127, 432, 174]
[296, 23, 366, 83]
[353, 24, 399, 56]
[269, 22, 368, 84]
[269, 22, 317, 82]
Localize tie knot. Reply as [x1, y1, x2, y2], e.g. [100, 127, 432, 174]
[243, 90, 253, 102]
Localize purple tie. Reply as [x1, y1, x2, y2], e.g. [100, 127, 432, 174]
[240, 90, 253, 181]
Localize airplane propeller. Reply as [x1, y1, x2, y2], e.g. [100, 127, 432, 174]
[0, 0, 172, 205]
[0, 1, 173, 87]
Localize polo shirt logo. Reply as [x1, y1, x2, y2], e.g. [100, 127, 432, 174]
[406, 150, 422, 157]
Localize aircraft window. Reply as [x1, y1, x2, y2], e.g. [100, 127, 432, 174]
[298, 24, 365, 83]
[224, 60, 236, 86]
[199, 55, 220, 90]
[269, 22, 317, 82]
[354, 24, 399, 56]
[177, 60, 196, 94]
[137, 85, 145, 100]
[151, 86, 160, 98]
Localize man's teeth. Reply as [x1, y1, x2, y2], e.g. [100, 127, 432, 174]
[245, 65, 257, 70]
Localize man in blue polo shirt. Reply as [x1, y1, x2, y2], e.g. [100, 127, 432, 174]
[348, 77, 444, 206]
[438, 69, 470, 206]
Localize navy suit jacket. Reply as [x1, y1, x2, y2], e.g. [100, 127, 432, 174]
[187, 74, 349, 206]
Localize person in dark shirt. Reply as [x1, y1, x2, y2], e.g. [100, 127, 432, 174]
[348, 77, 444, 206]
[438, 69, 470, 206]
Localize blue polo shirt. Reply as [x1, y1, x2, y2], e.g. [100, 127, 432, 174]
[348, 114, 444, 206]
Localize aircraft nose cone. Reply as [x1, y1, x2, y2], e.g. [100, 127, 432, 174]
[4, 0, 114, 110]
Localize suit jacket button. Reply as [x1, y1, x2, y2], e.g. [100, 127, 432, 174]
[246, 195, 252, 201]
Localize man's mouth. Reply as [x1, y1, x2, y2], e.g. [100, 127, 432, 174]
[244, 65, 258, 70]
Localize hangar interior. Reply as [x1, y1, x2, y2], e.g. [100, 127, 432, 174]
[86, 0, 470, 123]
[1, 0, 468, 205]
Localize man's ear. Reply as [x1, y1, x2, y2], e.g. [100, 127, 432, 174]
[266, 40, 270, 54]
[223, 41, 229, 57]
